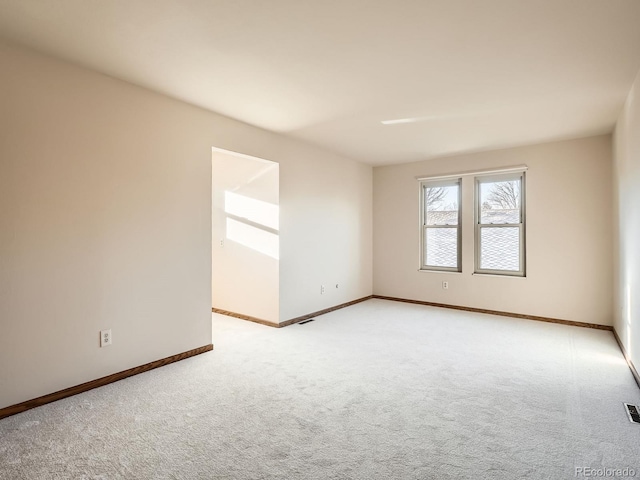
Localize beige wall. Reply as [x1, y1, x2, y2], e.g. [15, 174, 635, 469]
[0, 42, 372, 409]
[279, 151, 373, 321]
[373, 135, 613, 326]
[613, 69, 640, 367]
[212, 151, 279, 323]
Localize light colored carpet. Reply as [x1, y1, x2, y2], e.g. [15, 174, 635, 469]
[1, 298, 639, 479]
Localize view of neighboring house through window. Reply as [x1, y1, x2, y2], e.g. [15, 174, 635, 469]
[475, 172, 525, 276]
[420, 179, 461, 272]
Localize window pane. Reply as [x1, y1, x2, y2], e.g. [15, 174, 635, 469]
[426, 184, 459, 225]
[479, 179, 521, 224]
[480, 227, 520, 271]
[425, 227, 458, 268]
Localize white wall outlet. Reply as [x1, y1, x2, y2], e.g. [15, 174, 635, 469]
[442, 281, 449, 290]
[100, 329, 112, 347]
[220, 239, 224, 247]
[321, 285, 325, 294]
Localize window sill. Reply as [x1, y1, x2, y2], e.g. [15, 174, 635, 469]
[472, 272, 527, 279]
[418, 269, 462, 275]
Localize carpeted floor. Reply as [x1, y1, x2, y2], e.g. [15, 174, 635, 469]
[1, 298, 639, 479]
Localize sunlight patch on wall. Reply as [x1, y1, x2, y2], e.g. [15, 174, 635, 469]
[226, 218, 279, 260]
[224, 190, 279, 259]
[225, 191, 279, 230]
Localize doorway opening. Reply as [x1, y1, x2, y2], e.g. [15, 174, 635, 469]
[212, 148, 279, 323]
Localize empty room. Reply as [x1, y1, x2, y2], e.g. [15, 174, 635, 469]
[2, 1, 640, 479]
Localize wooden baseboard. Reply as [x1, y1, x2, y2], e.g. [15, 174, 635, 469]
[372, 295, 613, 331]
[279, 295, 373, 327]
[211, 308, 278, 327]
[213, 296, 374, 328]
[0, 344, 214, 421]
[612, 328, 640, 389]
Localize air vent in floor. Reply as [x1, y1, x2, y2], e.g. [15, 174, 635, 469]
[624, 403, 640, 424]
[298, 319, 315, 325]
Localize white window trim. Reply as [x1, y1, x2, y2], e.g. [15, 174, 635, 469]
[419, 178, 462, 273]
[474, 171, 526, 277]
[416, 165, 528, 182]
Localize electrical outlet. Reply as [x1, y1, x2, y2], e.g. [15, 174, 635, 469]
[220, 239, 224, 247]
[442, 281, 449, 290]
[100, 329, 112, 347]
[321, 285, 325, 294]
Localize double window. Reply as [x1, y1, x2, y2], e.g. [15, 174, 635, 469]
[420, 170, 526, 276]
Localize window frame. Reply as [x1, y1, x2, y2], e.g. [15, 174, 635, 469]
[474, 172, 526, 277]
[419, 178, 462, 273]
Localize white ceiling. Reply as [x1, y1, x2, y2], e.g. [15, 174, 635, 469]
[1, 0, 640, 166]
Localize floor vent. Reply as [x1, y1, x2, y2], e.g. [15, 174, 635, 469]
[624, 403, 640, 424]
[298, 319, 315, 325]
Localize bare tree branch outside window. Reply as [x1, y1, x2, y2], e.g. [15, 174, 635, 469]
[426, 187, 446, 209]
[487, 181, 520, 209]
